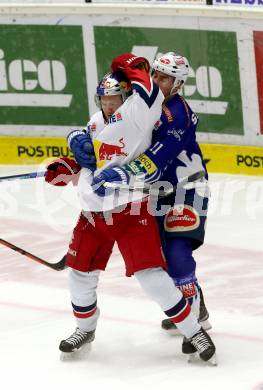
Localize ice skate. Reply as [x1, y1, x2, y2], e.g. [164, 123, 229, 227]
[161, 287, 212, 335]
[59, 327, 95, 361]
[182, 327, 217, 366]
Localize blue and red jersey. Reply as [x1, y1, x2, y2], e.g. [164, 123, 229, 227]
[132, 93, 207, 187]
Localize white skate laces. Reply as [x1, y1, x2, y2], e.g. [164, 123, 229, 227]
[64, 328, 89, 348]
[190, 330, 212, 353]
[59, 327, 95, 354]
[183, 328, 217, 365]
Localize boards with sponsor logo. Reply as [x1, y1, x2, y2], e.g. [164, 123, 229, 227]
[0, 25, 88, 128]
[94, 26, 244, 136]
[1, 136, 262, 176]
[0, 136, 73, 165]
[200, 144, 263, 176]
[0, 8, 262, 175]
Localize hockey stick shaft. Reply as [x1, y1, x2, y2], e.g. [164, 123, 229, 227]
[104, 170, 206, 196]
[0, 238, 66, 271]
[144, 170, 206, 197]
[0, 171, 46, 183]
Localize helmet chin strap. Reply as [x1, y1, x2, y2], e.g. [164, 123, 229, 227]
[170, 80, 184, 96]
[163, 81, 184, 104]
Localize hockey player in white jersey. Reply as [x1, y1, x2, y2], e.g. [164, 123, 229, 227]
[72, 56, 163, 213]
[45, 53, 216, 364]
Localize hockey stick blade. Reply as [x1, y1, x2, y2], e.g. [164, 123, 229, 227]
[0, 171, 46, 183]
[0, 238, 67, 271]
[104, 170, 206, 196]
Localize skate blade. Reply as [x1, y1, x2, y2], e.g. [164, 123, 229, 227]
[187, 352, 197, 363]
[60, 343, 92, 361]
[207, 353, 217, 366]
[200, 319, 212, 332]
[186, 352, 217, 366]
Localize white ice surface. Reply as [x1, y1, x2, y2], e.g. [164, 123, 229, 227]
[0, 166, 263, 390]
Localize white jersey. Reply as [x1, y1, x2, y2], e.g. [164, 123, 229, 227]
[77, 79, 164, 212]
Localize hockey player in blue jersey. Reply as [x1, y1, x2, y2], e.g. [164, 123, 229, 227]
[92, 52, 212, 335]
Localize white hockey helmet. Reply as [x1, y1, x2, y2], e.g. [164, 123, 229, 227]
[152, 52, 190, 93]
[95, 72, 131, 109]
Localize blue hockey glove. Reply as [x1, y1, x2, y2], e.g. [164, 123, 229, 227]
[91, 166, 130, 197]
[67, 130, 96, 171]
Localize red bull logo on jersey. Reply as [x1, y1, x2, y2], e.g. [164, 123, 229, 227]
[98, 137, 128, 161]
[164, 205, 200, 232]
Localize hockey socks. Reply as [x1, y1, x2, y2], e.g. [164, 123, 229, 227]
[134, 267, 201, 339]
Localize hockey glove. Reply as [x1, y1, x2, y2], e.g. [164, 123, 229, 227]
[45, 157, 81, 186]
[67, 130, 96, 171]
[111, 53, 150, 76]
[91, 166, 130, 197]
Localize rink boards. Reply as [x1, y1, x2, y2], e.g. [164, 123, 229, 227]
[0, 135, 262, 176]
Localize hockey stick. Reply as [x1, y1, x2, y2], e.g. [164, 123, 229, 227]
[0, 238, 67, 271]
[104, 170, 206, 197]
[0, 171, 46, 183]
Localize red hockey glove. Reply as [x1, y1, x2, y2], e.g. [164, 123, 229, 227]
[111, 53, 151, 91]
[45, 157, 81, 186]
[111, 53, 150, 74]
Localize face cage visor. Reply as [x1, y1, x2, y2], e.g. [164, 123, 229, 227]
[95, 86, 132, 109]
